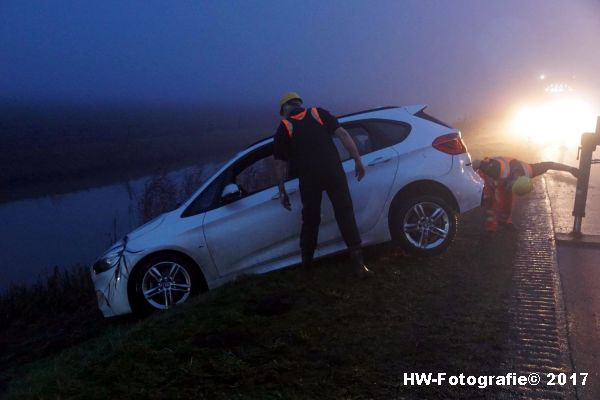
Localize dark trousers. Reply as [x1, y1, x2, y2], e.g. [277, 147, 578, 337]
[298, 169, 362, 254]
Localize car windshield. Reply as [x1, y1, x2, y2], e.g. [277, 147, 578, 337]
[181, 143, 275, 217]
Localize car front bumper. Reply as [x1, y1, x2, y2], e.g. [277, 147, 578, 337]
[91, 260, 133, 317]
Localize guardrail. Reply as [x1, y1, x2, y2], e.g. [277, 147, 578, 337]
[572, 116, 600, 237]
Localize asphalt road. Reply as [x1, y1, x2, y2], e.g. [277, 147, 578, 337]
[556, 246, 600, 399]
[544, 146, 600, 400]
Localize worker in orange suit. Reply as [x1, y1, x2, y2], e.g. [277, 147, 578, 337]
[473, 157, 578, 233]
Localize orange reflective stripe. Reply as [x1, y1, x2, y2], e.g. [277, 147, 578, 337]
[492, 157, 513, 179]
[281, 120, 293, 137]
[290, 109, 307, 120]
[310, 107, 324, 125]
[495, 157, 532, 178]
[497, 158, 507, 179]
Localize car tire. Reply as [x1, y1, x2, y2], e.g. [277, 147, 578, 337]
[130, 253, 204, 315]
[390, 195, 457, 256]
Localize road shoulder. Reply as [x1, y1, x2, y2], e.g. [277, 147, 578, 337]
[499, 177, 575, 399]
[545, 173, 600, 400]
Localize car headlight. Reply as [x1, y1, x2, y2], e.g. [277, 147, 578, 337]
[92, 242, 125, 274]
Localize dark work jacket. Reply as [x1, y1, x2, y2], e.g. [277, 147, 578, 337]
[273, 107, 344, 180]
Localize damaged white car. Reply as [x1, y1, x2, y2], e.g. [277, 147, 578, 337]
[92, 105, 483, 317]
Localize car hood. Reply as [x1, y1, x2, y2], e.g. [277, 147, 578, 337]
[127, 214, 167, 241]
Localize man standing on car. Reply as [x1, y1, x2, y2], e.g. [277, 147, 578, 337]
[273, 92, 371, 277]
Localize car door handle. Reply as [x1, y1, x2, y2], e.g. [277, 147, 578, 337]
[367, 157, 391, 166]
[271, 189, 297, 200]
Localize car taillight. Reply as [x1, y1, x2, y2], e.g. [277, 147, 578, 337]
[432, 133, 467, 155]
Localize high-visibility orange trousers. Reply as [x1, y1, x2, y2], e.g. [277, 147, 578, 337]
[482, 177, 514, 233]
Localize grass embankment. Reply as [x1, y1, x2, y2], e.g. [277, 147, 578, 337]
[0, 266, 106, 376]
[1, 209, 518, 399]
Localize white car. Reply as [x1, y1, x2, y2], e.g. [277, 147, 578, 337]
[92, 105, 483, 317]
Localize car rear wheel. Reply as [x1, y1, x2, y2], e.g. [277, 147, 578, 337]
[390, 195, 457, 256]
[131, 254, 204, 314]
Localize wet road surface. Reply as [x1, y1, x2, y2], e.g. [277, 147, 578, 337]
[545, 152, 600, 400]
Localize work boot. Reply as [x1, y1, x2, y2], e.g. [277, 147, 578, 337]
[349, 248, 373, 278]
[301, 251, 314, 269]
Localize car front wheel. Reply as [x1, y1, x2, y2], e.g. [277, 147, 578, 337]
[131, 254, 204, 314]
[390, 195, 457, 256]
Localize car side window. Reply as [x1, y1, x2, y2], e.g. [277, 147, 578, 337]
[182, 144, 278, 217]
[350, 126, 372, 155]
[361, 120, 411, 148]
[333, 125, 372, 161]
[235, 155, 278, 195]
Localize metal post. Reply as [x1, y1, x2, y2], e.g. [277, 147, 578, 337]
[571, 116, 600, 237]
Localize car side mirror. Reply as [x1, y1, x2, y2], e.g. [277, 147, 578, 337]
[221, 183, 242, 203]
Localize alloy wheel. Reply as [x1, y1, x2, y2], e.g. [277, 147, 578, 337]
[402, 201, 450, 249]
[141, 261, 192, 310]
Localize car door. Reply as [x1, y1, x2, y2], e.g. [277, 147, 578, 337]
[202, 146, 303, 276]
[316, 123, 400, 251]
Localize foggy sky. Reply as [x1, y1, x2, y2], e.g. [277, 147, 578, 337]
[1, 0, 599, 120]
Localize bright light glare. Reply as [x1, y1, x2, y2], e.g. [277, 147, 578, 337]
[511, 97, 597, 145]
[544, 83, 572, 93]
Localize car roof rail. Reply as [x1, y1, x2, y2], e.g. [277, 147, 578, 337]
[338, 106, 399, 119]
[245, 135, 274, 150]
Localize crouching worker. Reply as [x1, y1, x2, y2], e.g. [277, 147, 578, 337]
[272, 92, 372, 278]
[473, 157, 579, 233]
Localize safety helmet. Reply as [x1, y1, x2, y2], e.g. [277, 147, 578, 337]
[512, 176, 533, 196]
[279, 92, 302, 114]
